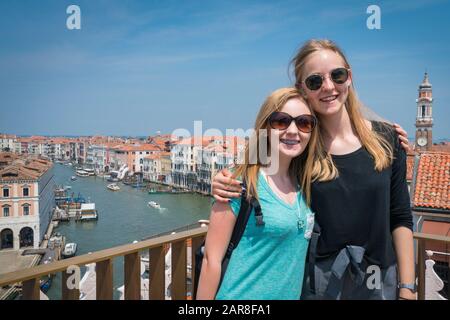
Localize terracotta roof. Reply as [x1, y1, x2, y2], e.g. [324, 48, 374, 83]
[0, 134, 16, 139]
[144, 152, 171, 160]
[0, 157, 52, 181]
[0, 153, 21, 169]
[47, 138, 72, 144]
[114, 144, 162, 152]
[413, 152, 450, 211]
[432, 142, 450, 153]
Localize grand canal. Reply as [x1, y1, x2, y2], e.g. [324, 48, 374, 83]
[46, 164, 211, 300]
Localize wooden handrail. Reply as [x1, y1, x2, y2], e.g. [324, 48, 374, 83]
[0, 227, 208, 287]
[1, 229, 448, 300]
[413, 232, 450, 243]
[413, 232, 450, 301]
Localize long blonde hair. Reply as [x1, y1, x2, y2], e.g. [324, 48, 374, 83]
[291, 39, 393, 181]
[232, 88, 318, 205]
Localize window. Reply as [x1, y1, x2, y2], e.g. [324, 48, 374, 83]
[23, 205, 30, 216]
[421, 105, 426, 117]
[3, 188, 9, 198]
[23, 187, 29, 197]
[3, 206, 10, 217]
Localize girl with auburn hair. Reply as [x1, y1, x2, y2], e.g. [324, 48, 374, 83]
[197, 88, 318, 299]
[212, 39, 415, 300]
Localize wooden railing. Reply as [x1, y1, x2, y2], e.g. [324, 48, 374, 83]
[0, 231, 449, 300]
[414, 232, 450, 300]
[0, 226, 208, 300]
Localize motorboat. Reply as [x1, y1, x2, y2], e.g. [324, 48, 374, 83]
[148, 201, 161, 209]
[107, 183, 120, 191]
[76, 170, 89, 177]
[77, 203, 98, 221]
[62, 242, 78, 258]
[71, 176, 77, 181]
[84, 168, 95, 176]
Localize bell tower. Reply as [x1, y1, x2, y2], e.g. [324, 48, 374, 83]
[415, 72, 433, 151]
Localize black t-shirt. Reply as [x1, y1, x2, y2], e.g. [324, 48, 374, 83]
[310, 121, 413, 267]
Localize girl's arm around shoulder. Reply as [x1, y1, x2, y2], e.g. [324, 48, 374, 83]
[196, 201, 237, 299]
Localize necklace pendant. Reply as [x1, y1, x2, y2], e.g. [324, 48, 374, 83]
[297, 220, 304, 230]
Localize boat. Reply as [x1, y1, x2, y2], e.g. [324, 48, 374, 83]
[62, 242, 78, 258]
[107, 183, 120, 191]
[148, 201, 161, 209]
[84, 168, 95, 176]
[76, 170, 89, 177]
[77, 203, 98, 221]
[64, 186, 72, 191]
[107, 171, 120, 182]
[71, 176, 77, 181]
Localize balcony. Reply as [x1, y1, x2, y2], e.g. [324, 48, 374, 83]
[0, 230, 448, 300]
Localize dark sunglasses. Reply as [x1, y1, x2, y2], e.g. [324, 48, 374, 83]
[268, 112, 317, 133]
[300, 67, 349, 91]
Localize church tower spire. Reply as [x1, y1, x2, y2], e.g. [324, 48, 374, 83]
[415, 72, 433, 151]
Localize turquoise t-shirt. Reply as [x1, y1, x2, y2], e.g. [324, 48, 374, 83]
[215, 170, 314, 300]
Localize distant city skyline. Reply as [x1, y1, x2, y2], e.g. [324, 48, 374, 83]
[0, 0, 449, 139]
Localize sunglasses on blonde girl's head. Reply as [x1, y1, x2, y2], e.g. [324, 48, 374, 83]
[268, 112, 317, 133]
[299, 67, 350, 91]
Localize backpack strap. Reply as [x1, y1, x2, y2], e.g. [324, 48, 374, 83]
[224, 181, 253, 259]
[308, 222, 321, 295]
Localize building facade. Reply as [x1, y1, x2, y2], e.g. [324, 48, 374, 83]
[0, 155, 55, 250]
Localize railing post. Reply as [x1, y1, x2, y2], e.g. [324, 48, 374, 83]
[124, 252, 141, 300]
[149, 246, 165, 300]
[417, 238, 426, 300]
[191, 235, 204, 300]
[62, 268, 80, 300]
[172, 239, 187, 300]
[96, 259, 113, 300]
[22, 278, 40, 300]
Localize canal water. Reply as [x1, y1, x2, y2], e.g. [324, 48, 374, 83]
[46, 164, 211, 300]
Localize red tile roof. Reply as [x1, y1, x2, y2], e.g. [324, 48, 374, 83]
[114, 144, 162, 152]
[144, 152, 171, 160]
[0, 156, 52, 181]
[413, 152, 450, 210]
[432, 142, 450, 153]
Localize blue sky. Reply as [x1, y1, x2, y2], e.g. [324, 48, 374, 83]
[0, 0, 449, 139]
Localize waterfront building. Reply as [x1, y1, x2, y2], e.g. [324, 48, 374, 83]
[171, 136, 245, 192]
[44, 138, 71, 161]
[17, 137, 46, 156]
[170, 137, 204, 190]
[113, 144, 164, 174]
[108, 145, 128, 173]
[0, 134, 16, 152]
[89, 144, 109, 173]
[196, 137, 245, 194]
[0, 154, 55, 250]
[142, 152, 171, 183]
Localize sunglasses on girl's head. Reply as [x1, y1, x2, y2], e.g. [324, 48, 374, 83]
[268, 112, 317, 133]
[300, 67, 349, 91]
